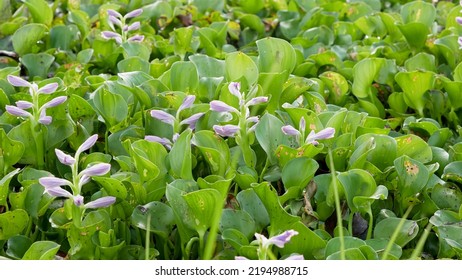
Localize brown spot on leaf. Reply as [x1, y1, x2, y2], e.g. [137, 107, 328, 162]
[404, 160, 419, 176]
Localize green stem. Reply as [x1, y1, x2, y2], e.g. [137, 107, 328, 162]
[71, 204, 83, 228]
[185, 237, 199, 260]
[267, 248, 277, 260]
[31, 124, 45, 170]
[409, 222, 433, 260]
[366, 211, 373, 240]
[381, 204, 414, 260]
[348, 211, 354, 237]
[198, 231, 205, 259]
[203, 195, 226, 260]
[259, 158, 270, 182]
[145, 213, 151, 260]
[328, 149, 345, 260]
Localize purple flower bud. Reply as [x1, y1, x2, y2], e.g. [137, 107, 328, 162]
[267, 230, 299, 248]
[101, 31, 123, 44]
[285, 254, 304, 260]
[15, 101, 33, 109]
[281, 125, 300, 136]
[5, 105, 32, 118]
[213, 124, 240, 137]
[145, 135, 173, 149]
[173, 133, 180, 143]
[180, 112, 204, 130]
[107, 9, 122, 19]
[76, 134, 99, 156]
[124, 8, 143, 19]
[246, 96, 268, 107]
[42, 96, 67, 109]
[7, 75, 31, 87]
[55, 149, 76, 166]
[73, 195, 84, 206]
[79, 174, 91, 189]
[210, 100, 239, 114]
[127, 21, 140, 32]
[127, 34, 144, 42]
[80, 163, 111, 177]
[459, 37, 462, 49]
[109, 15, 123, 27]
[178, 95, 196, 112]
[37, 83, 59, 95]
[45, 186, 74, 198]
[305, 127, 335, 145]
[39, 176, 72, 188]
[246, 116, 259, 124]
[235, 256, 249, 260]
[228, 82, 242, 100]
[457, 17, 462, 25]
[150, 109, 175, 125]
[84, 196, 116, 209]
[37, 109, 52, 125]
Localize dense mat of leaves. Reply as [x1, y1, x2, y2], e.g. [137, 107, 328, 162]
[0, 0, 462, 260]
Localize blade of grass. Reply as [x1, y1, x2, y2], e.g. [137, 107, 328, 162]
[328, 148, 345, 260]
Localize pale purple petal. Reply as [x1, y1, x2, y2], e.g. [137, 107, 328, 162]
[245, 96, 268, 107]
[80, 163, 111, 177]
[246, 116, 259, 124]
[124, 8, 143, 19]
[281, 125, 300, 136]
[102, 31, 123, 44]
[37, 83, 59, 94]
[38, 115, 52, 125]
[76, 134, 99, 155]
[254, 233, 269, 247]
[5, 105, 32, 118]
[85, 196, 116, 209]
[42, 96, 67, 109]
[213, 124, 240, 137]
[107, 9, 122, 19]
[55, 149, 76, 166]
[267, 230, 299, 248]
[305, 127, 335, 144]
[127, 21, 140, 32]
[39, 176, 72, 188]
[15, 101, 33, 109]
[228, 82, 242, 100]
[459, 37, 462, 49]
[7, 75, 31, 87]
[127, 35, 144, 42]
[150, 110, 175, 125]
[210, 100, 239, 114]
[457, 17, 462, 25]
[109, 15, 122, 27]
[180, 112, 204, 130]
[178, 95, 196, 112]
[285, 254, 304, 260]
[45, 186, 74, 198]
[172, 133, 179, 143]
[145, 135, 173, 149]
[73, 195, 84, 206]
[235, 256, 249, 260]
[78, 174, 91, 189]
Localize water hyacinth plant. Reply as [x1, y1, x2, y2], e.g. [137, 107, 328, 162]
[1, 0, 462, 262]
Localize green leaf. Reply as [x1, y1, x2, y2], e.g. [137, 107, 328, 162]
[169, 129, 193, 180]
[394, 155, 429, 204]
[236, 188, 270, 232]
[170, 61, 199, 93]
[256, 37, 296, 80]
[117, 57, 150, 74]
[337, 169, 377, 213]
[92, 88, 128, 131]
[192, 130, 230, 176]
[225, 52, 259, 86]
[0, 168, 20, 207]
[0, 129, 24, 169]
[395, 70, 434, 116]
[183, 188, 222, 236]
[128, 139, 167, 182]
[395, 134, 432, 163]
[374, 217, 419, 247]
[22, 241, 60, 260]
[282, 157, 318, 190]
[92, 177, 128, 200]
[131, 202, 174, 238]
[23, 0, 53, 27]
[6, 235, 33, 259]
[443, 162, 462, 185]
[219, 209, 256, 240]
[255, 113, 291, 164]
[12, 23, 48, 55]
[0, 209, 29, 240]
[400, 1, 436, 29]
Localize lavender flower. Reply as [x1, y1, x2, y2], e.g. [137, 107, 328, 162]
[5, 75, 66, 126]
[102, 8, 144, 44]
[255, 230, 299, 249]
[213, 124, 240, 137]
[146, 95, 204, 147]
[210, 100, 239, 114]
[458, 8, 462, 48]
[281, 116, 335, 146]
[79, 163, 111, 177]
